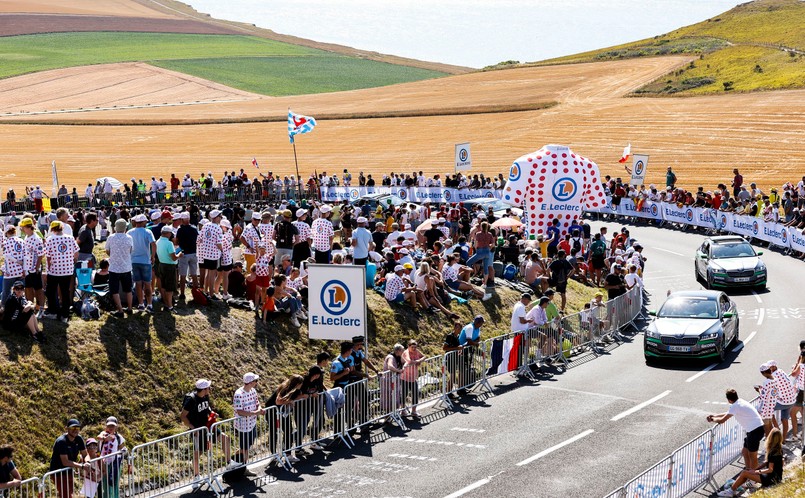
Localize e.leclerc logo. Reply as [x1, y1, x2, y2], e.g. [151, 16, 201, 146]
[350, 189, 359, 200]
[685, 208, 694, 222]
[312, 280, 361, 326]
[552, 177, 577, 202]
[782, 228, 788, 243]
[634, 160, 644, 175]
[650, 204, 659, 217]
[752, 220, 759, 235]
[444, 189, 452, 202]
[509, 162, 522, 181]
[397, 189, 407, 200]
[720, 214, 728, 228]
[459, 148, 468, 162]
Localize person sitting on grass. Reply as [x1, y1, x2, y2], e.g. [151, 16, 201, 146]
[717, 427, 783, 496]
[1, 281, 44, 343]
[261, 286, 276, 324]
[92, 259, 110, 287]
[440, 254, 488, 300]
[384, 265, 419, 310]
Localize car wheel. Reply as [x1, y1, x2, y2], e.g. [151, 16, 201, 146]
[706, 270, 714, 290]
[718, 340, 727, 363]
[731, 320, 740, 347]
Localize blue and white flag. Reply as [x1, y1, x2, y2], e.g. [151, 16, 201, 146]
[288, 109, 317, 144]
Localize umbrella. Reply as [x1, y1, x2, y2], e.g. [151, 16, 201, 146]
[97, 177, 123, 190]
[415, 218, 435, 233]
[491, 217, 523, 229]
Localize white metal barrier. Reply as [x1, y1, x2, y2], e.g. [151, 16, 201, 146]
[41, 450, 128, 498]
[443, 344, 492, 399]
[398, 355, 450, 413]
[1, 477, 42, 498]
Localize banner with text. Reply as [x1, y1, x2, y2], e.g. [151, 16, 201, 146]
[629, 154, 649, 186]
[307, 264, 366, 341]
[320, 187, 502, 203]
[455, 143, 472, 171]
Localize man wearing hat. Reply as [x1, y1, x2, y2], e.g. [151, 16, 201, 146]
[603, 264, 626, 300]
[384, 265, 418, 309]
[232, 373, 265, 474]
[105, 219, 134, 318]
[175, 212, 199, 301]
[274, 209, 298, 267]
[43, 220, 79, 323]
[49, 418, 90, 497]
[311, 205, 334, 263]
[1, 279, 44, 343]
[239, 212, 262, 271]
[198, 210, 223, 299]
[456, 315, 485, 395]
[156, 225, 181, 312]
[351, 216, 372, 266]
[19, 218, 45, 315]
[128, 214, 156, 313]
[292, 208, 312, 268]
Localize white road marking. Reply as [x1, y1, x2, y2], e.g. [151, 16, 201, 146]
[732, 331, 757, 352]
[610, 391, 672, 421]
[443, 478, 490, 498]
[539, 386, 710, 416]
[451, 427, 486, 433]
[394, 438, 486, 449]
[751, 290, 762, 303]
[643, 274, 688, 281]
[388, 453, 438, 462]
[757, 308, 765, 326]
[652, 247, 685, 257]
[686, 364, 718, 383]
[516, 429, 595, 466]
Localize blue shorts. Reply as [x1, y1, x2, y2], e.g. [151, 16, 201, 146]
[774, 402, 794, 421]
[446, 279, 461, 291]
[132, 263, 152, 283]
[390, 294, 404, 303]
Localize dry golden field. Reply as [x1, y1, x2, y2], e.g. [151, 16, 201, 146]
[0, 0, 176, 17]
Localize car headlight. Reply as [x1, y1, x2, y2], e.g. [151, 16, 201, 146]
[755, 261, 766, 273]
[646, 329, 660, 339]
[700, 331, 720, 341]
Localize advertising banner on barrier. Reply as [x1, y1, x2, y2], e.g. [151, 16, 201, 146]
[760, 221, 790, 248]
[694, 207, 719, 230]
[791, 227, 805, 253]
[661, 202, 696, 226]
[729, 215, 760, 239]
[625, 199, 662, 220]
[307, 264, 366, 340]
[319, 187, 501, 204]
[455, 142, 472, 171]
[630, 154, 649, 186]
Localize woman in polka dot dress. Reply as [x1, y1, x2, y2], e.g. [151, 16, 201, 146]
[215, 219, 235, 299]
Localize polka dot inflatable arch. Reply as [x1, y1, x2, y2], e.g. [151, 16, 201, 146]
[501, 144, 607, 236]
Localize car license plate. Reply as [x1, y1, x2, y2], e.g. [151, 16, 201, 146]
[734, 277, 750, 282]
[669, 346, 691, 353]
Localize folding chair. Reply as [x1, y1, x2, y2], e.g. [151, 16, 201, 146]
[75, 267, 109, 301]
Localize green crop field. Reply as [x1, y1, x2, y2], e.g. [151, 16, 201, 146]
[0, 32, 446, 94]
[524, 0, 805, 95]
[152, 56, 447, 96]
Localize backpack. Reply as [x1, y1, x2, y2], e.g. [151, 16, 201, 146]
[276, 221, 294, 248]
[592, 242, 606, 258]
[191, 287, 209, 306]
[503, 263, 517, 281]
[80, 298, 101, 320]
[571, 237, 582, 254]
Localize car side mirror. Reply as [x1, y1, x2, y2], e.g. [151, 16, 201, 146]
[756, 251, 763, 256]
[699, 253, 708, 259]
[648, 310, 657, 316]
[722, 312, 734, 318]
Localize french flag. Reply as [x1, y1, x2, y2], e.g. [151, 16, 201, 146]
[486, 334, 523, 375]
[618, 144, 631, 163]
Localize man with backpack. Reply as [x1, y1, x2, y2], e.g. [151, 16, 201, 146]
[588, 233, 608, 287]
[274, 210, 298, 267]
[180, 379, 235, 491]
[547, 250, 574, 312]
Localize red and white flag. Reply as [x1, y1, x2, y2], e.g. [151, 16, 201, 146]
[252, 157, 259, 169]
[618, 144, 631, 163]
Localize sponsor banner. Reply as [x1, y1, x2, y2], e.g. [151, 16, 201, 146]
[624, 199, 662, 220]
[660, 202, 696, 226]
[629, 154, 649, 186]
[455, 142, 472, 171]
[729, 214, 761, 239]
[760, 221, 790, 249]
[319, 187, 501, 204]
[693, 207, 719, 229]
[790, 227, 805, 253]
[307, 264, 366, 341]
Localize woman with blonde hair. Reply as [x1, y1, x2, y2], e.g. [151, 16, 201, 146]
[717, 427, 784, 496]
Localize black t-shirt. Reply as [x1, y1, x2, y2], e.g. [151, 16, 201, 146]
[549, 259, 574, 283]
[444, 333, 460, 349]
[275, 220, 298, 249]
[502, 245, 520, 265]
[49, 434, 86, 471]
[77, 225, 94, 253]
[176, 225, 198, 254]
[228, 271, 246, 298]
[0, 460, 16, 483]
[182, 393, 212, 429]
[763, 453, 783, 486]
[605, 273, 626, 299]
[372, 231, 386, 249]
[424, 228, 443, 250]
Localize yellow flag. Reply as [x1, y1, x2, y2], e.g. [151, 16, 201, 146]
[42, 197, 52, 212]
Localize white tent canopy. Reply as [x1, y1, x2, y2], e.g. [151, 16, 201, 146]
[96, 177, 124, 190]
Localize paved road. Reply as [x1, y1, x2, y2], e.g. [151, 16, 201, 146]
[208, 220, 802, 498]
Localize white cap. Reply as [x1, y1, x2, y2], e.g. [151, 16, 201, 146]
[195, 379, 212, 389]
[357, 216, 367, 224]
[759, 362, 771, 372]
[181, 212, 190, 220]
[296, 208, 307, 218]
[209, 210, 222, 219]
[767, 360, 777, 368]
[399, 248, 409, 255]
[243, 372, 260, 384]
[160, 225, 175, 234]
[151, 212, 161, 221]
[132, 214, 147, 223]
[220, 219, 232, 229]
[199, 219, 209, 226]
[437, 217, 446, 223]
[320, 205, 333, 214]
[404, 223, 411, 229]
[394, 265, 404, 272]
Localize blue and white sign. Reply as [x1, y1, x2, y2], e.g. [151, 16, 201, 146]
[307, 264, 366, 340]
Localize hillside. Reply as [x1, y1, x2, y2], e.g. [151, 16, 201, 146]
[523, 0, 805, 95]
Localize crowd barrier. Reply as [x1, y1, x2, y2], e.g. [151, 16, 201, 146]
[604, 396, 762, 498]
[318, 186, 503, 203]
[588, 197, 805, 254]
[11, 286, 641, 497]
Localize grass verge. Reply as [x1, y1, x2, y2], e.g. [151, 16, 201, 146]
[0, 274, 596, 476]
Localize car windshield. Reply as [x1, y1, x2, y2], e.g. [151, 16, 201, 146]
[711, 242, 755, 259]
[659, 298, 719, 319]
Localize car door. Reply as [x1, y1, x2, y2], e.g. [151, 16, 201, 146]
[719, 294, 736, 342]
[696, 242, 709, 276]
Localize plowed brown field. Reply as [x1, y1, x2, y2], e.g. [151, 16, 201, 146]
[0, 62, 259, 116]
[0, 0, 175, 17]
[0, 14, 241, 37]
[1, 57, 803, 194]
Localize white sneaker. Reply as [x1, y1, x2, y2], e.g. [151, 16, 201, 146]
[221, 293, 232, 300]
[482, 293, 492, 301]
[290, 316, 301, 327]
[60, 317, 69, 324]
[297, 310, 308, 320]
[717, 489, 735, 497]
[190, 475, 202, 491]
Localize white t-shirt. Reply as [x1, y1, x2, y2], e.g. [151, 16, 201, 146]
[727, 399, 763, 432]
[624, 272, 642, 289]
[105, 233, 133, 274]
[511, 301, 529, 332]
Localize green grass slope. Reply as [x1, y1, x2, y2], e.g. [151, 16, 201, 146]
[0, 272, 595, 476]
[0, 32, 446, 95]
[526, 0, 805, 95]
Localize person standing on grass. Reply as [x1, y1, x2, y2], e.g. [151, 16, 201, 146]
[96, 417, 129, 498]
[707, 389, 765, 474]
[44, 221, 79, 323]
[198, 210, 223, 299]
[768, 360, 797, 440]
[240, 214, 261, 271]
[49, 419, 89, 498]
[1, 225, 25, 304]
[215, 219, 234, 300]
[156, 226, 181, 313]
[232, 373, 265, 476]
[105, 219, 134, 318]
[20, 218, 46, 317]
[547, 250, 574, 312]
[128, 214, 156, 313]
[311, 205, 334, 263]
[176, 212, 199, 302]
